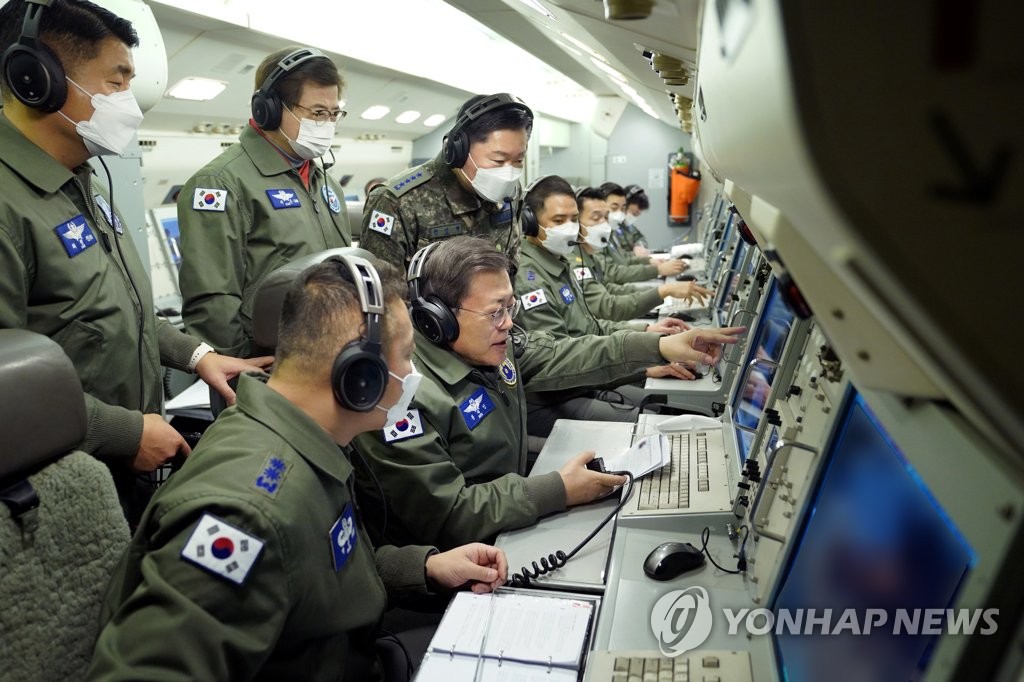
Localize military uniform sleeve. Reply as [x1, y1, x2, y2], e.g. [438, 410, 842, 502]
[517, 329, 664, 392]
[359, 189, 410, 270]
[513, 274, 572, 338]
[352, 412, 566, 550]
[374, 544, 436, 606]
[88, 502, 290, 681]
[177, 173, 252, 357]
[595, 250, 658, 283]
[582, 278, 662, 321]
[156, 317, 203, 372]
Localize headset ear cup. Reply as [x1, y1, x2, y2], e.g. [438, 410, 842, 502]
[3, 43, 66, 112]
[521, 204, 537, 237]
[411, 297, 460, 345]
[331, 341, 389, 411]
[442, 130, 469, 168]
[251, 89, 283, 130]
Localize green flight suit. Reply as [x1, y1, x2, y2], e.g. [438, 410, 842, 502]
[618, 222, 648, 250]
[89, 374, 436, 682]
[178, 124, 351, 357]
[351, 327, 666, 550]
[0, 115, 201, 460]
[570, 248, 661, 322]
[593, 234, 658, 284]
[359, 152, 522, 272]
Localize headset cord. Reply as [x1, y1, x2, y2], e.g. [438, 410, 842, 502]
[508, 471, 634, 587]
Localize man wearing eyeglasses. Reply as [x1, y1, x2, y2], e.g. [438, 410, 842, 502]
[178, 46, 352, 358]
[350, 236, 744, 550]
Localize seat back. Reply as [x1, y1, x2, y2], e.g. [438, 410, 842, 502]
[0, 330, 129, 682]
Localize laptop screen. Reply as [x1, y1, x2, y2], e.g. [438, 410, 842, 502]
[730, 279, 795, 465]
[770, 392, 974, 682]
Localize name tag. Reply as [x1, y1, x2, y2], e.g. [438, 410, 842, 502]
[426, 223, 463, 239]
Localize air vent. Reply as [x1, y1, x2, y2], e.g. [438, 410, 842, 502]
[220, 142, 233, 148]
[138, 139, 157, 149]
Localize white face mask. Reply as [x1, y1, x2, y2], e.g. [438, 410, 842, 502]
[624, 212, 639, 226]
[466, 153, 522, 203]
[582, 221, 612, 250]
[376, 361, 423, 427]
[285, 108, 334, 159]
[608, 210, 626, 226]
[540, 221, 579, 257]
[60, 78, 144, 157]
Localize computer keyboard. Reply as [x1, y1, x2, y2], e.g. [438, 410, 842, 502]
[636, 433, 713, 510]
[585, 650, 753, 682]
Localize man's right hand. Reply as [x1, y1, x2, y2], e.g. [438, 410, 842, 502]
[559, 451, 627, 507]
[656, 259, 686, 277]
[132, 413, 191, 473]
[658, 326, 746, 366]
[658, 280, 712, 304]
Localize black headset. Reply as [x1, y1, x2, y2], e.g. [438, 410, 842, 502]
[3, 0, 67, 113]
[326, 254, 391, 411]
[520, 175, 557, 238]
[251, 46, 327, 130]
[407, 242, 460, 346]
[442, 93, 533, 168]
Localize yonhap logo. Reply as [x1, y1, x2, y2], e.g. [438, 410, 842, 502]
[650, 587, 714, 656]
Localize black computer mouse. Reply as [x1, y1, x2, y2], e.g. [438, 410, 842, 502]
[676, 274, 697, 282]
[643, 541, 706, 581]
[668, 311, 696, 323]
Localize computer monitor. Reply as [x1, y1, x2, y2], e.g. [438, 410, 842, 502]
[150, 206, 181, 267]
[770, 391, 975, 682]
[705, 211, 737, 284]
[714, 239, 750, 326]
[730, 279, 795, 464]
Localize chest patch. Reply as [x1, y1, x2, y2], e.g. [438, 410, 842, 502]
[266, 188, 301, 209]
[526, 270, 536, 281]
[181, 513, 265, 585]
[559, 284, 575, 304]
[54, 215, 97, 258]
[460, 387, 495, 430]
[322, 184, 342, 213]
[368, 210, 394, 235]
[573, 267, 593, 281]
[93, 194, 123, 234]
[330, 504, 358, 572]
[383, 409, 424, 443]
[499, 358, 517, 387]
[252, 454, 292, 498]
[193, 187, 228, 212]
[425, 223, 463, 239]
[520, 289, 548, 310]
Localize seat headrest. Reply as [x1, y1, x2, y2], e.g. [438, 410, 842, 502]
[0, 330, 86, 482]
[251, 247, 378, 350]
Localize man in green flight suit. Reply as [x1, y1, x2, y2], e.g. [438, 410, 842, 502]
[351, 236, 743, 550]
[360, 93, 533, 272]
[178, 46, 352, 358]
[88, 255, 506, 681]
[594, 181, 684, 283]
[0, 0, 267, 522]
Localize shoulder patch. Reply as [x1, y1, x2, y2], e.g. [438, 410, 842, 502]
[253, 454, 292, 498]
[383, 409, 424, 442]
[322, 184, 342, 213]
[330, 504, 358, 572]
[460, 387, 495, 430]
[388, 167, 433, 197]
[54, 215, 97, 258]
[368, 210, 395, 236]
[521, 288, 548, 310]
[266, 188, 301, 209]
[499, 358, 517, 387]
[559, 284, 575, 304]
[573, 267, 593, 281]
[180, 513, 264, 585]
[193, 188, 228, 212]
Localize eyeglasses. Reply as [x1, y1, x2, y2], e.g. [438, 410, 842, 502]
[292, 103, 348, 125]
[456, 300, 521, 327]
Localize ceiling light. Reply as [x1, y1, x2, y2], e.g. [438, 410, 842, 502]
[166, 77, 227, 101]
[395, 110, 421, 124]
[360, 105, 391, 120]
[514, 0, 555, 19]
[559, 32, 606, 62]
[423, 114, 447, 127]
[590, 58, 627, 82]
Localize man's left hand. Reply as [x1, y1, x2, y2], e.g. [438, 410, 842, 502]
[646, 317, 690, 335]
[426, 543, 508, 594]
[196, 354, 274, 405]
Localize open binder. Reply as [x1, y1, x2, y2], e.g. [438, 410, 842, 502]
[416, 590, 597, 681]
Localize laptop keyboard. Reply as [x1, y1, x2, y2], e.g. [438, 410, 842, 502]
[636, 433, 712, 510]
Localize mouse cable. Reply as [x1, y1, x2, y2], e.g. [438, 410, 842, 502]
[699, 525, 748, 574]
[509, 471, 634, 587]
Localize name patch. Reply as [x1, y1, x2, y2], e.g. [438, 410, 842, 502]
[383, 409, 424, 443]
[368, 210, 394, 235]
[330, 504, 358, 572]
[193, 188, 228, 212]
[460, 387, 495, 430]
[425, 223, 463, 239]
[520, 289, 548, 310]
[93, 194, 122, 234]
[181, 513, 264, 585]
[266, 188, 301, 209]
[54, 215, 96, 258]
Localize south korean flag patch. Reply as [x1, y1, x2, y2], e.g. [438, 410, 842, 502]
[573, 267, 593, 281]
[180, 513, 264, 585]
[383, 409, 424, 442]
[520, 289, 548, 310]
[193, 188, 228, 212]
[368, 210, 394, 235]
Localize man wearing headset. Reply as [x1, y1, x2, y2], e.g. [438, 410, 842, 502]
[622, 184, 652, 256]
[0, 0, 266, 523]
[360, 92, 532, 272]
[178, 46, 352, 358]
[593, 181, 683, 283]
[350, 236, 744, 550]
[89, 255, 506, 680]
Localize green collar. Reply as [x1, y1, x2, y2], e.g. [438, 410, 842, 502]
[234, 373, 352, 484]
[0, 113, 76, 194]
[428, 152, 483, 216]
[412, 328, 474, 386]
[520, 237, 570, 280]
[240, 124, 321, 180]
